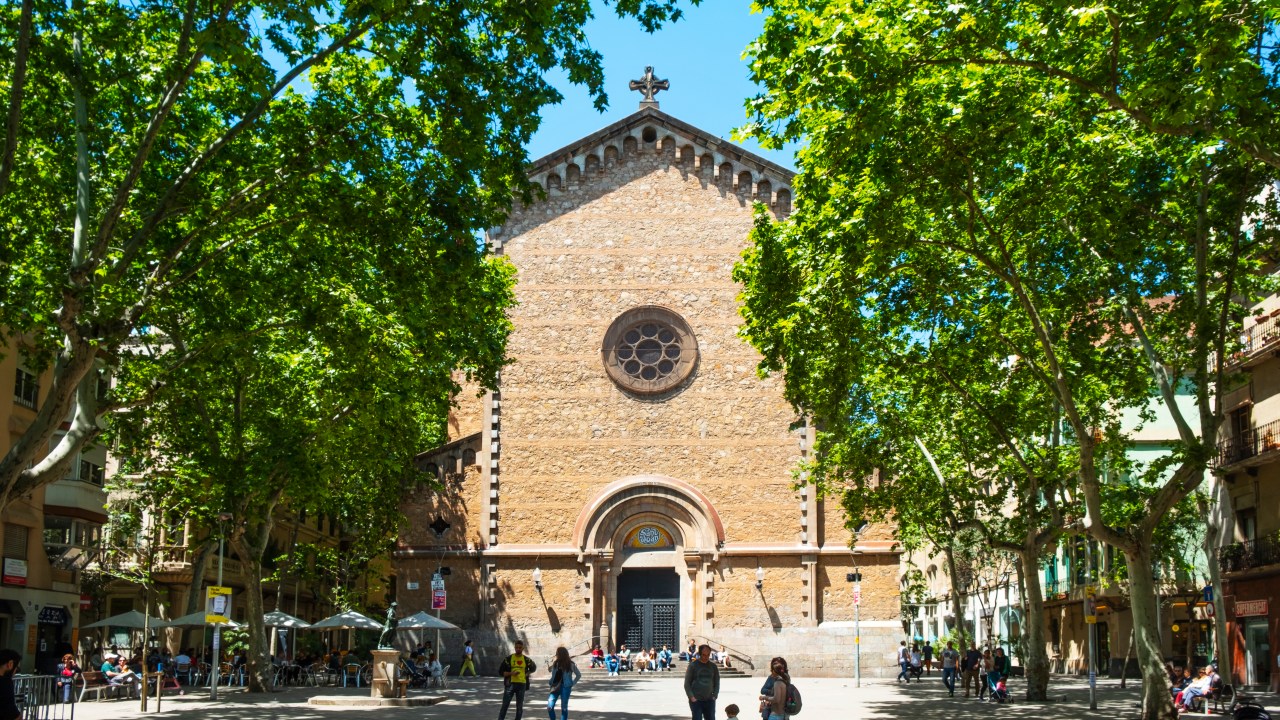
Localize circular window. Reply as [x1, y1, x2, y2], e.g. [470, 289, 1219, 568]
[602, 306, 697, 395]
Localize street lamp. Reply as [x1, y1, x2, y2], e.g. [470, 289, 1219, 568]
[533, 567, 543, 591]
[210, 512, 233, 701]
[755, 566, 765, 590]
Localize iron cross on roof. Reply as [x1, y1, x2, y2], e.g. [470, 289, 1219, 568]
[629, 66, 669, 108]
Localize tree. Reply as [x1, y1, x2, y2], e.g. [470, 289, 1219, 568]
[109, 217, 515, 691]
[740, 2, 1278, 716]
[0, 0, 696, 512]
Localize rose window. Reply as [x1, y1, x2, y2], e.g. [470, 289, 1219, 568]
[602, 306, 698, 395]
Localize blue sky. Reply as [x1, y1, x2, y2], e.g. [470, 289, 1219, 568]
[526, 2, 800, 171]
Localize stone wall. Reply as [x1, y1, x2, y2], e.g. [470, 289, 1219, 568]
[395, 118, 901, 677]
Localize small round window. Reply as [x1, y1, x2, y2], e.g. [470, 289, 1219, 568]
[602, 306, 697, 395]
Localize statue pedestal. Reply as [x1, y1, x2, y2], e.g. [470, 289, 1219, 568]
[370, 649, 401, 698]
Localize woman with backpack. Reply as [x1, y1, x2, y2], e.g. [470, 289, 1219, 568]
[759, 657, 790, 720]
[546, 646, 581, 720]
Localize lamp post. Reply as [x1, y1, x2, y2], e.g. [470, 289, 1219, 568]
[755, 566, 764, 590]
[210, 512, 232, 701]
[847, 568, 863, 687]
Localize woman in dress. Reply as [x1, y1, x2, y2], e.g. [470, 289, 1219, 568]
[546, 646, 581, 720]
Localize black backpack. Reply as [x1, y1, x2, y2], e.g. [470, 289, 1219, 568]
[784, 681, 803, 716]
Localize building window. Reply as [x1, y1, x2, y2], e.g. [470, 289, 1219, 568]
[602, 306, 698, 395]
[462, 448, 477, 467]
[3, 524, 28, 560]
[79, 459, 105, 485]
[13, 368, 38, 409]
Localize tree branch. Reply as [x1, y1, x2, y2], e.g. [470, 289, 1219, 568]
[0, 0, 33, 197]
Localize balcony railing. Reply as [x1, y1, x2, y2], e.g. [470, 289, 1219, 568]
[1218, 533, 1280, 574]
[1216, 417, 1280, 468]
[1222, 311, 1280, 370]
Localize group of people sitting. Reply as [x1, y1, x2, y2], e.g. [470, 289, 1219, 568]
[1168, 662, 1222, 713]
[589, 644, 677, 675]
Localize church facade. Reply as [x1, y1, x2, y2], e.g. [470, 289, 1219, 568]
[395, 89, 901, 677]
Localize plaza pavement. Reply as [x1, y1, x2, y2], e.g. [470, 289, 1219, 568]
[54, 672, 1274, 720]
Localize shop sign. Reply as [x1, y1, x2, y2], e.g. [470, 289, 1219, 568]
[1235, 599, 1269, 617]
[37, 606, 68, 624]
[2, 558, 27, 586]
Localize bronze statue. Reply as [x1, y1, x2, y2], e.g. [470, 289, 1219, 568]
[377, 602, 398, 649]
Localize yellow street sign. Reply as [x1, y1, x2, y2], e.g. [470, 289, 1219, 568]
[1085, 585, 1097, 598]
[205, 586, 232, 624]
[1085, 615, 1097, 624]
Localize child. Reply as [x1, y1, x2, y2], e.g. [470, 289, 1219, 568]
[725, 703, 740, 720]
[991, 678, 1009, 703]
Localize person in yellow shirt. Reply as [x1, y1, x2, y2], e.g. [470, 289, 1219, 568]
[499, 640, 538, 720]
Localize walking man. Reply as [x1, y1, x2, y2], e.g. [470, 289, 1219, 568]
[683, 644, 720, 720]
[962, 642, 982, 698]
[499, 640, 537, 720]
[895, 641, 910, 683]
[939, 641, 959, 697]
[922, 640, 934, 675]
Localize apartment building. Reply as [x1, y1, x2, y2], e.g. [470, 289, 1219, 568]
[1, 342, 109, 673]
[1216, 273, 1280, 692]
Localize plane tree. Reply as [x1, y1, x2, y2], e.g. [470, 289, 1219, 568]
[740, 2, 1278, 715]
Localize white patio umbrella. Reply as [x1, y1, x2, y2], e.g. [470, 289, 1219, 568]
[396, 611, 460, 631]
[156, 610, 241, 628]
[307, 610, 382, 631]
[263, 610, 311, 629]
[82, 610, 152, 629]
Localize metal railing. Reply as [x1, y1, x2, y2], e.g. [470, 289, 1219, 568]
[1216, 417, 1280, 467]
[1042, 578, 1070, 598]
[1238, 312, 1280, 360]
[688, 636, 756, 671]
[14, 675, 70, 720]
[1218, 534, 1280, 574]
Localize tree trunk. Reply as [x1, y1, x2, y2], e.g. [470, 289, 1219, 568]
[1121, 624, 1136, 688]
[179, 539, 213, 650]
[944, 545, 968, 647]
[1199, 479, 1233, 685]
[1018, 547, 1051, 701]
[1125, 543, 1177, 720]
[241, 557, 273, 692]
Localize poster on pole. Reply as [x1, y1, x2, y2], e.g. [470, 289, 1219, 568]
[206, 586, 233, 623]
[431, 588, 446, 610]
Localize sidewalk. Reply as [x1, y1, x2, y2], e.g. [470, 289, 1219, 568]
[54, 674, 1276, 720]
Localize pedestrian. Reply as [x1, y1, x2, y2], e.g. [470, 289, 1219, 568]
[461, 640, 478, 677]
[757, 657, 789, 720]
[499, 640, 537, 720]
[0, 649, 19, 720]
[962, 642, 981, 698]
[895, 641, 910, 683]
[545, 646, 581, 720]
[922, 640, 933, 675]
[683, 643, 720, 720]
[978, 649, 993, 700]
[56, 653, 80, 703]
[939, 641, 959, 697]
[725, 703, 740, 720]
[605, 651, 619, 677]
[909, 643, 922, 680]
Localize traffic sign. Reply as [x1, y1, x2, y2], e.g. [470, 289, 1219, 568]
[1085, 615, 1097, 624]
[1203, 585, 1214, 603]
[1206, 603, 1216, 618]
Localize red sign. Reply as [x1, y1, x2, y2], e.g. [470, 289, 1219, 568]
[3, 559, 27, 586]
[1236, 599, 1269, 617]
[431, 588, 446, 611]
[1206, 603, 1216, 618]
[80, 595, 92, 610]
[852, 587, 862, 607]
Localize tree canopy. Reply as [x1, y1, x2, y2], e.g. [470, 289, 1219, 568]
[0, 0, 696, 511]
[740, 1, 1278, 717]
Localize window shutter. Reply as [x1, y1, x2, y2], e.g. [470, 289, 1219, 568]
[3, 524, 29, 559]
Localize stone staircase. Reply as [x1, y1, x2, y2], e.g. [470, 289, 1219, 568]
[583, 664, 751, 678]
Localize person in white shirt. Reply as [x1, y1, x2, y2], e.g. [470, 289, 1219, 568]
[427, 653, 444, 679]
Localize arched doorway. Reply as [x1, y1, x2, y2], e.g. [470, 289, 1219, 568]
[617, 568, 680, 651]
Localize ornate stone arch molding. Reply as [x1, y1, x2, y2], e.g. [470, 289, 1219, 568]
[573, 475, 725, 554]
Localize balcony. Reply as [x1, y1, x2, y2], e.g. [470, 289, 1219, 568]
[1218, 533, 1280, 574]
[1226, 311, 1280, 370]
[1216, 417, 1280, 469]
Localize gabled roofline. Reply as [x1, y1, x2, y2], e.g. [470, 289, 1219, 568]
[527, 106, 795, 182]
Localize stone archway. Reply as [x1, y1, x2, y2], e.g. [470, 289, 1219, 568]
[572, 475, 724, 650]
